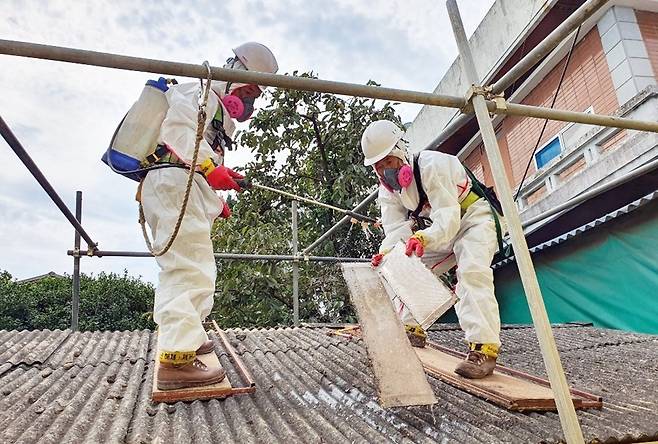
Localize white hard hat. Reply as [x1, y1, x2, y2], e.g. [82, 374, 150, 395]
[361, 120, 405, 166]
[233, 42, 278, 91]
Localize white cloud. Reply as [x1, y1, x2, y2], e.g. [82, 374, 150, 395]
[1, 0, 493, 283]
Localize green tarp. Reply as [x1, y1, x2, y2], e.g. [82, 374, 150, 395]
[492, 201, 658, 334]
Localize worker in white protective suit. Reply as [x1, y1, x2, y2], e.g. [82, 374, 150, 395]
[362, 119, 504, 379]
[140, 42, 278, 390]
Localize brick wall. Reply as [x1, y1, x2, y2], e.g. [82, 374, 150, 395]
[637, 11, 658, 83]
[464, 28, 619, 191]
[463, 147, 485, 182]
[558, 157, 587, 182]
[599, 129, 627, 154]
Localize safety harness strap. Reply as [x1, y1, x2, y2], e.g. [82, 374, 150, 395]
[410, 153, 509, 258]
[211, 105, 233, 153]
[142, 144, 170, 166]
[462, 165, 510, 258]
[410, 153, 431, 230]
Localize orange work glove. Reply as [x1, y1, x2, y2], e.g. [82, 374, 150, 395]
[405, 233, 427, 258]
[371, 253, 385, 267]
[200, 159, 245, 191]
[206, 165, 244, 191]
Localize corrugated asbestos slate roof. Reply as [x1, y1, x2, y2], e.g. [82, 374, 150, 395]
[0, 324, 657, 443]
[495, 190, 658, 269]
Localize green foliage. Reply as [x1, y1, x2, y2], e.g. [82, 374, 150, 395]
[0, 270, 156, 331]
[212, 72, 403, 327]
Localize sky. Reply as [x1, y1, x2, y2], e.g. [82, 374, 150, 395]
[0, 0, 494, 284]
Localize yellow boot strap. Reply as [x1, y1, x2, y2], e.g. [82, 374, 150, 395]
[405, 324, 427, 339]
[159, 350, 196, 365]
[469, 342, 499, 359]
[460, 190, 480, 212]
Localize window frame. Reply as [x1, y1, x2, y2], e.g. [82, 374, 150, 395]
[533, 106, 594, 170]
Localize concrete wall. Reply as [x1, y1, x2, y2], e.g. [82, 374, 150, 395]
[598, 6, 657, 104]
[403, 0, 553, 153]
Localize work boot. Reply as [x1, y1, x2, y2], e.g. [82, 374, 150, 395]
[404, 324, 427, 348]
[196, 340, 215, 355]
[454, 343, 498, 379]
[157, 358, 226, 391]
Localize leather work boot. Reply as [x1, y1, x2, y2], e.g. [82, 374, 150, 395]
[454, 343, 498, 379]
[404, 324, 427, 348]
[157, 358, 226, 391]
[196, 339, 215, 355]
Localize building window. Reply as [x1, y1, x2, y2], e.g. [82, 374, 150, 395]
[535, 136, 562, 169]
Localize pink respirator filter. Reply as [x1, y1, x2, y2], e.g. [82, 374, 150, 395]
[398, 165, 413, 188]
[221, 95, 245, 118]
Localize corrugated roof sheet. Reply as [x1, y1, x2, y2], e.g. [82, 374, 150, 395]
[0, 329, 70, 370]
[0, 324, 657, 443]
[495, 190, 658, 269]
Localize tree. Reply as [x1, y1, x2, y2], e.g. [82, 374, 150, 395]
[0, 270, 156, 331]
[211, 72, 403, 327]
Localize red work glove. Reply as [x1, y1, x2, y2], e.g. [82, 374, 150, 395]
[405, 234, 426, 258]
[206, 165, 245, 191]
[371, 253, 385, 267]
[219, 201, 231, 219]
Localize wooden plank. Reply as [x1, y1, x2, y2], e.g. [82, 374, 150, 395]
[341, 263, 437, 408]
[377, 243, 457, 329]
[152, 343, 233, 403]
[416, 343, 603, 411]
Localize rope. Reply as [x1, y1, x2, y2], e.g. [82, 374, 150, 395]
[138, 61, 213, 256]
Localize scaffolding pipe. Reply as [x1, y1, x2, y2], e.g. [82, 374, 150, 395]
[0, 116, 98, 251]
[491, 0, 608, 94]
[522, 155, 658, 228]
[498, 102, 658, 132]
[0, 39, 466, 109]
[2, 39, 658, 133]
[66, 249, 369, 262]
[292, 200, 300, 327]
[71, 191, 82, 331]
[302, 189, 379, 255]
[446, 1, 585, 442]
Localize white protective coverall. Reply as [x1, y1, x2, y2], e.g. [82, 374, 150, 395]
[141, 80, 237, 353]
[378, 151, 502, 346]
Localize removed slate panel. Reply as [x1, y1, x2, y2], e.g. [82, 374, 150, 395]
[377, 242, 457, 329]
[341, 262, 437, 408]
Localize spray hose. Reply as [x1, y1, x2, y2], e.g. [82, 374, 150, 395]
[236, 179, 378, 224]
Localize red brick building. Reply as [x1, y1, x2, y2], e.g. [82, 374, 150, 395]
[406, 1, 658, 333]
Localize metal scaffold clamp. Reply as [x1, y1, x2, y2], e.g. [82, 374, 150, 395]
[463, 84, 507, 114]
[87, 243, 99, 256]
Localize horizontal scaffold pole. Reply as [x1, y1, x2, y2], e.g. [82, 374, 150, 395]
[2, 39, 658, 133]
[66, 249, 369, 263]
